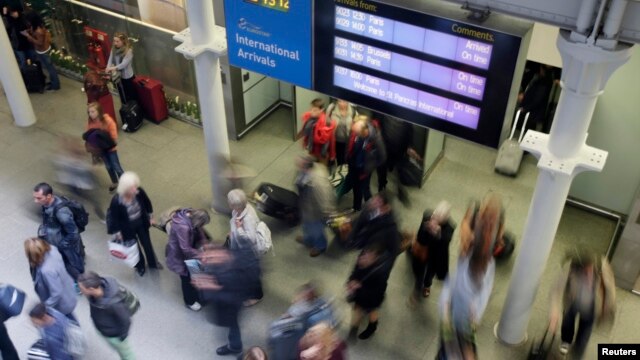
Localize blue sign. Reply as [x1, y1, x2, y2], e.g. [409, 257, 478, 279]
[224, 0, 312, 88]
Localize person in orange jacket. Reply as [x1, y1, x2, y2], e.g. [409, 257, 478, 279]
[85, 102, 124, 192]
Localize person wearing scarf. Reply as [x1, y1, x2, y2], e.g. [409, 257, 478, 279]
[300, 99, 337, 165]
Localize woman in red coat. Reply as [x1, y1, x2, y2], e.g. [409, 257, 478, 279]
[300, 98, 336, 166]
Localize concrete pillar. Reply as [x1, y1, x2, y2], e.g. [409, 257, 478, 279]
[0, 18, 36, 127]
[496, 30, 633, 345]
[183, 0, 231, 212]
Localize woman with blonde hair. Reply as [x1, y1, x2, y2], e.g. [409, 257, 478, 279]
[107, 172, 161, 277]
[84, 101, 123, 192]
[24, 237, 78, 320]
[298, 322, 347, 360]
[106, 32, 137, 105]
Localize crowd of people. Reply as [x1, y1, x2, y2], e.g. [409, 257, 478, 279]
[0, 13, 618, 358]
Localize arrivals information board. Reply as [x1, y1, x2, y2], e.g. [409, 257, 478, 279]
[314, 0, 523, 148]
[224, 0, 312, 88]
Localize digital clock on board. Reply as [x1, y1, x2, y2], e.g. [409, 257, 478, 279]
[244, 0, 289, 12]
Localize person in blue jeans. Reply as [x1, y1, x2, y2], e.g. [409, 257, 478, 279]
[295, 156, 336, 257]
[6, 5, 38, 68]
[22, 13, 60, 90]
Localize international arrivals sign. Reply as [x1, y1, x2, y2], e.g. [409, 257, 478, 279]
[223, 0, 313, 88]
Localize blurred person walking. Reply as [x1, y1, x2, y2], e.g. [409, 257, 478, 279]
[346, 191, 401, 259]
[436, 195, 501, 359]
[25, 238, 78, 320]
[193, 245, 261, 356]
[165, 208, 211, 311]
[78, 271, 137, 360]
[85, 102, 123, 192]
[107, 172, 162, 277]
[295, 156, 336, 257]
[298, 323, 347, 360]
[106, 32, 137, 105]
[346, 243, 394, 341]
[549, 250, 616, 359]
[227, 189, 264, 305]
[29, 303, 75, 360]
[409, 201, 455, 306]
[0, 284, 23, 360]
[53, 136, 104, 220]
[344, 118, 386, 211]
[33, 182, 85, 281]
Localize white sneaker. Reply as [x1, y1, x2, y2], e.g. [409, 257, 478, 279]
[559, 342, 570, 355]
[122, 123, 128, 131]
[188, 302, 202, 311]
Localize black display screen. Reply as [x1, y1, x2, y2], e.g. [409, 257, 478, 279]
[313, 0, 523, 148]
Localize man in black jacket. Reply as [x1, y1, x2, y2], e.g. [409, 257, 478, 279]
[347, 191, 401, 260]
[192, 246, 260, 357]
[78, 272, 136, 360]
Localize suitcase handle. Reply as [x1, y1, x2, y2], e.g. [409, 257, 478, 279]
[518, 112, 530, 143]
[508, 110, 530, 142]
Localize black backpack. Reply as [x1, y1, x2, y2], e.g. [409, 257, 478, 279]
[54, 197, 90, 233]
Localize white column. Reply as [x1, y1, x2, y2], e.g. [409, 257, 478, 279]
[0, 19, 36, 127]
[184, 0, 231, 212]
[496, 30, 633, 345]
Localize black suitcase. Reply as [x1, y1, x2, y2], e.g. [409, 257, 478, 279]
[120, 100, 143, 133]
[22, 61, 46, 93]
[254, 183, 300, 226]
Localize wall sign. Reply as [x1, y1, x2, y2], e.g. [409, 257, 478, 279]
[224, 0, 312, 88]
[314, 0, 524, 148]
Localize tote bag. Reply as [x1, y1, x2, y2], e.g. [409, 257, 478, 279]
[108, 238, 140, 267]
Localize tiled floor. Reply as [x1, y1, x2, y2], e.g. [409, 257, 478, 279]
[0, 76, 636, 360]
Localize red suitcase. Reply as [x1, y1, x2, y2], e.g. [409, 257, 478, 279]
[133, 75, 168, 123]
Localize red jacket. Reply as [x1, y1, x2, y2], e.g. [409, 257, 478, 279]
[302, 112, 336, 161]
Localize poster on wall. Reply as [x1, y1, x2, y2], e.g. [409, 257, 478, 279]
[223, 0, 313, 88]
[314, 0, 524, 148]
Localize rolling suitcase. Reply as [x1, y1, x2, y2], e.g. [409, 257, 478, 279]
[254, 183, 300, 226]
[120, 101, 143, 132]
[495, 110, 529, 176]
[133, 75, 168, 123]
[22, 61, 46, 93]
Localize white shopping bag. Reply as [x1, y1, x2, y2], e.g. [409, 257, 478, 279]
[108, 238, 140, 267]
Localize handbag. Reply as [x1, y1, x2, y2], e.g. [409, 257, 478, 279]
[108, 237, 140, 268]
[0, 284, 26, 318]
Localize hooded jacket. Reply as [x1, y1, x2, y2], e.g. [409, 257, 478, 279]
[165, 209, 207, 276]
[87, 276, 131, 339]
[32, 246, 77, 316]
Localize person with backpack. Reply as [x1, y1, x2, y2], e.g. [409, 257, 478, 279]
[299, 98, 337, 166]
[227, 189, 264, 306]
[78, 271, 137, 360]
[85, 101, 123, 192]
[21, 12, 60, 91]
[29, 303, 75, 360]
[295, 156, 336, 257]
[165, 208, 211, 311]
[25, 237, 78, 321]
[33, 182, 86, 281]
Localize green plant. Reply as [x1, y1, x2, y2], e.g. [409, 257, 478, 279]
[173, 96, 181, 111]
[193, 104, 200, 120]
[179, 102, 187, 114]
[186, 101, 193, 116]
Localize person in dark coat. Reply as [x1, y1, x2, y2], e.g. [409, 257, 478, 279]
[78, 271, 136, 360]
[0, 307, 19, 360]
[24, 237, 78, 320]
[165, 208, 210, 311]
[376, 115, 417, 205]
[409, 201, 455, 306]
[29, 303, 74, 360]
[345, 118, 386, 211]
[346, 243, 393, 341]
[347, 191, 401, 259]
[193, 245, 261, 356]
[107, 172, 161, 277]
[518, 64, 554, 133]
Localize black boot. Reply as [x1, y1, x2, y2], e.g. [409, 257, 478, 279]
[347, 327, 359, 343]
[358, 321, 378, 340]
